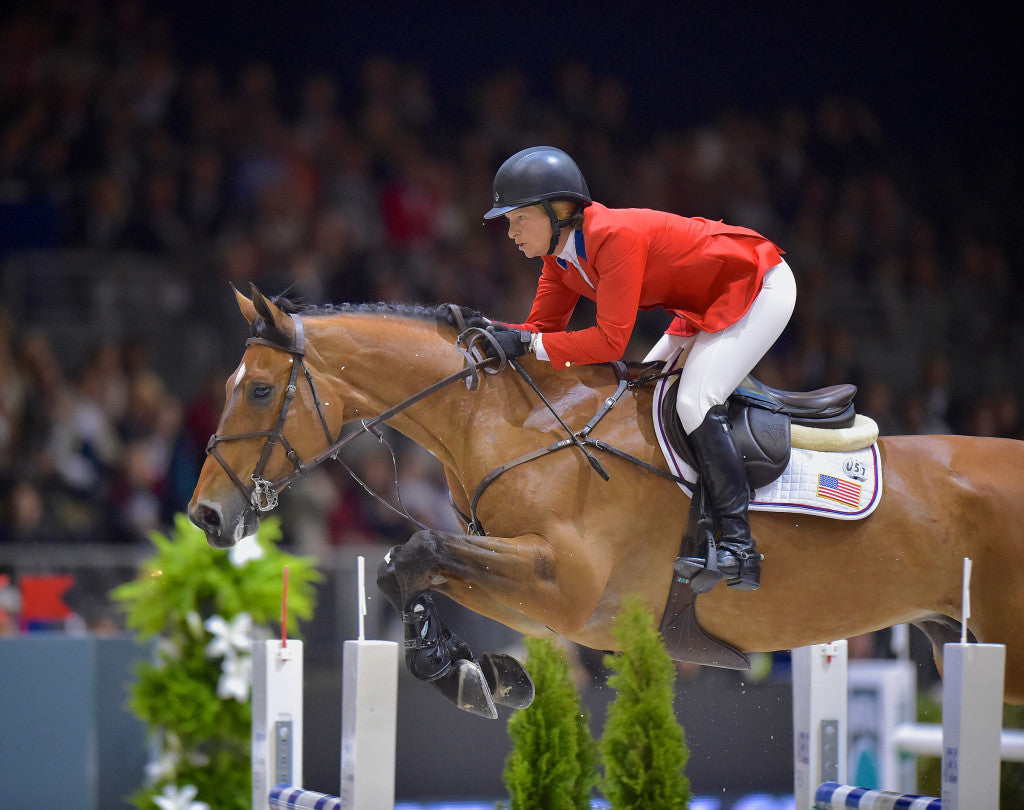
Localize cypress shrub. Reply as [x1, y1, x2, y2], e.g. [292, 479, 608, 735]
[501, 636, 599, 810]
[599, 596, 690, 809]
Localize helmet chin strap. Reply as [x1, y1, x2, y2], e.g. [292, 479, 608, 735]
[541, 201, 575, 255]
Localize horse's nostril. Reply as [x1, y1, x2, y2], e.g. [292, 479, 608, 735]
[193, 504, 221, 532]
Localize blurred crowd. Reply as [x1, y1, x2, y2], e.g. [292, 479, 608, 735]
[1, 0, 1021, 561]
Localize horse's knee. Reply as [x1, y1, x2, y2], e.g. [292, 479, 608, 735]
[387, 529, 449, 596]
[376, 545, 403, 613]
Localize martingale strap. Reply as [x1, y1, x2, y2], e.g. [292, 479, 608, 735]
[459, 361, 687, 536]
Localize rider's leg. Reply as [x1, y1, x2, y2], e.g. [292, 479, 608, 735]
[643, 332, 692, 365]
[676, 261, 796, 589]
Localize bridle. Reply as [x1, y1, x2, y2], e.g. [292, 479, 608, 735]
[203, 310, 685, 536]
[204, 313, 489, 516]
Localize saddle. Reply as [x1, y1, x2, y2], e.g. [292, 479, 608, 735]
[658, 374, 858, 490]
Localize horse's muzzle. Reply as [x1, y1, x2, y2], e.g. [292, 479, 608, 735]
[189, 500, 259, 549]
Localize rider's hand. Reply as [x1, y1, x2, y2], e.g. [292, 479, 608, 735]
[484, 325, 533, 361]
[436, 304, 489, 330]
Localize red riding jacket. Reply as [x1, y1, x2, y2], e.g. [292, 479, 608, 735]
[506, 202, 784, 368]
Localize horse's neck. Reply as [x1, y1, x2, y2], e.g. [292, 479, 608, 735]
[312, 314, 470, 456]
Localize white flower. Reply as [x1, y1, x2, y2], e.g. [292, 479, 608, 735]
[152, 783, 209, 810]
[154, 636, 179, 663]
[185, 611, 205, 639]
[144, 731, 181, 785]
[216, 653, 252, 702]
[204, 612, 253, 660]
[144, 746, 178, 785]
[229, 534, 264, 566]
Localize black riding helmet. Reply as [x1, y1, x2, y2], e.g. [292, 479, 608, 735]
[484, 146, 592, 255]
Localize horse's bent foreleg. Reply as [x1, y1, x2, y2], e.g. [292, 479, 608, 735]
[386, 528, 606, 636]
[379, 527, 607, 717]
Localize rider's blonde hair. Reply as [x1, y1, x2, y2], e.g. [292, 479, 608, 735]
[541, 200, 585, 230]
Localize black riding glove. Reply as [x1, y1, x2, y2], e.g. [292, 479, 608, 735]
[436, 304, 489, 330]
[485, 325, 533, 361]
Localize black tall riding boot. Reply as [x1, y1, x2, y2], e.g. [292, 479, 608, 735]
[687, 404, 761, 590]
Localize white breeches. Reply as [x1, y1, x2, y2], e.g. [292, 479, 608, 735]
[643, 260, 796, 434]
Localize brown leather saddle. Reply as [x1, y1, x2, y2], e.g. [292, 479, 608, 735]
[658, 374, 858, 490]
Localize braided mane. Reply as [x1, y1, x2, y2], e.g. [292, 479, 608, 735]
[250, 296, 463, 349]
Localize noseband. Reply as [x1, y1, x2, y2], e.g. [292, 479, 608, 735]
[204, 313, 489, 515]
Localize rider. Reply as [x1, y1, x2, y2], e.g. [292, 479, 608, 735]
[481, 145, 796, 591]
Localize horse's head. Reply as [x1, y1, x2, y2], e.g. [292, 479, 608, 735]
[188, 285, 350, 548]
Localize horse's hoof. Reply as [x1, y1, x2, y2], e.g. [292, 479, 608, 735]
[454, 659, 499, 719]
[481, 652, 535, 710]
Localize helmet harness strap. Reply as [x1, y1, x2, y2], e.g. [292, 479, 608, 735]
[541, 200, 576, 255]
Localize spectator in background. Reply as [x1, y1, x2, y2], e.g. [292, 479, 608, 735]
[0, 0, 1019, 569]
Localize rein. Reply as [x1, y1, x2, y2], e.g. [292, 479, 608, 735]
[206, 311, 686, 537]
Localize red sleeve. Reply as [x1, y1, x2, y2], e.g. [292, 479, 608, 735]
[541, 228, 646, 366]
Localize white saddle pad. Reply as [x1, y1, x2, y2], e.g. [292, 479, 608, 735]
[653, 373, 882, 520]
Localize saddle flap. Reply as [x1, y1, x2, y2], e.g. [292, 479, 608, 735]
[659, 379, 791, 491]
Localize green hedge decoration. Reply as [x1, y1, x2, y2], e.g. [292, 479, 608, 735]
[501, 636, 599, 809]
[112, 513, 320, 810]
[599, 596, 691, 810]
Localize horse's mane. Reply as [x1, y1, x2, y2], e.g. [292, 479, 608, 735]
[252, 295, 656, 379]
[251, 295, 471, 349]
[275, 297, 443, 321]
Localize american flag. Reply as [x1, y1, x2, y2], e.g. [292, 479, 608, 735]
[817, 473, 862, 508]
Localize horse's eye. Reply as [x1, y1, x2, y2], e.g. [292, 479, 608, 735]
[250, 384, 272, 400]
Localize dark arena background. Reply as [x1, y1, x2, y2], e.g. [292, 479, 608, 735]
[0, 2, 1021, 808]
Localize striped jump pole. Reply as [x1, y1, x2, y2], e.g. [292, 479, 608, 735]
[269, 784, 342, 809]
[813, 781, 941, 810]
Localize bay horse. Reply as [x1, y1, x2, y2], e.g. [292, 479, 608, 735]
[189, 287, 1024, 718]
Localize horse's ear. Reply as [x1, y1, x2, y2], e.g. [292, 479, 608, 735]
[250, 284, 296, 344]
[234, 284, 258, 324]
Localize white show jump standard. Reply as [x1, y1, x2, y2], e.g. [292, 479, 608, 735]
[255, 556, 399, 810]
[794, 559, 1007, 810]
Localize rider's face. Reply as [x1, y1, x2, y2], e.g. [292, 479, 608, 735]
[505, 206, 551, 258]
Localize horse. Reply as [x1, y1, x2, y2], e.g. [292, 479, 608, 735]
[189, 286, 1024, 718]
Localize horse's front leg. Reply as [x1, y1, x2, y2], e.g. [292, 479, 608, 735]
[377, 527, 600, 717]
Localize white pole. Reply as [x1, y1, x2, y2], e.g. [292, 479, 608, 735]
[252, 638, 303, 810]
[941, 556, 1003, 810]
[357, 554, 367, 642]
[792, 641, 848, 810]
[339, 556, 398, 810]
[960, 556, 972, 644]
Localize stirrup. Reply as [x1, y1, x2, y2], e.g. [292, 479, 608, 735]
[673, 537, 726, 594]
[674, 537, 762, 593]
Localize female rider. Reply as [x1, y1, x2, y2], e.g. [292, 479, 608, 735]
[481, 145, 796, 591]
